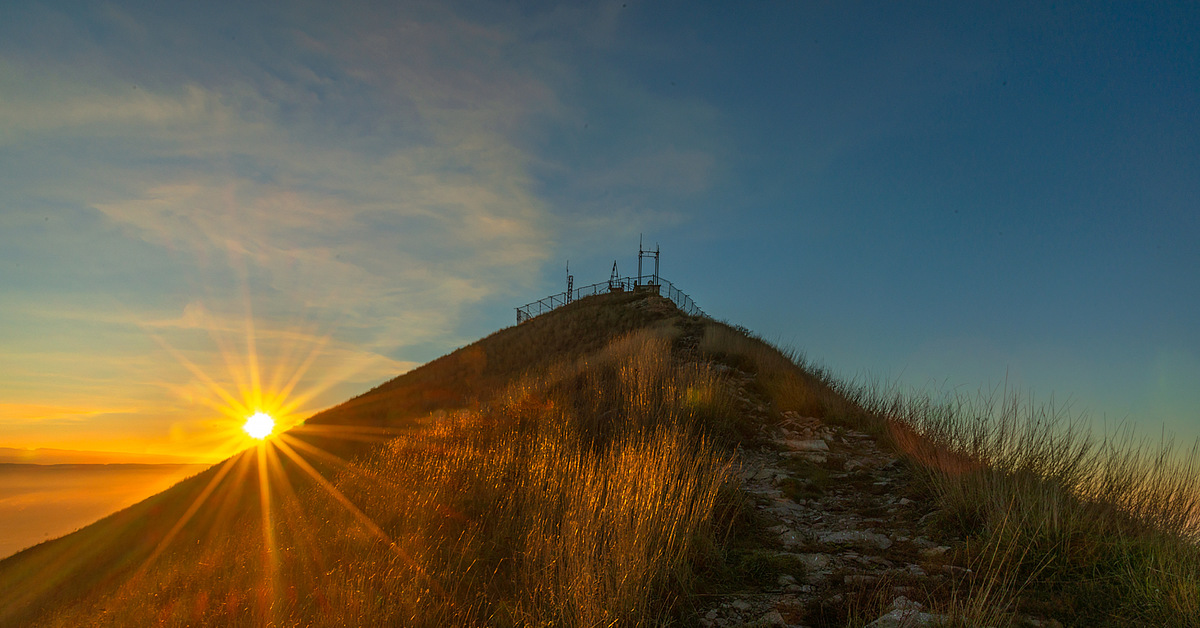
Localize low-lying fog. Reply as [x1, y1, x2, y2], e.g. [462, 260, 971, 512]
[0, 463, 210, 559]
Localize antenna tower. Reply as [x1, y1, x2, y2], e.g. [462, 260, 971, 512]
[637, 235, 660, 287]
[566, 262, 574, 303]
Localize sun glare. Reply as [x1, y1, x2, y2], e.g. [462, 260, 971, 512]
[243, 412, 275, 439]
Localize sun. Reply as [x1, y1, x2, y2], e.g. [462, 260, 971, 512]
[243, 411, 275, 440]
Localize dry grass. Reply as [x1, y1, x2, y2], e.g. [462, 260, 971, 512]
[307, 329, 736, 626]
[9, 298, 1199, 627]
[700, 321, 1200, 626]
[872, 387, 1200, 626]
[698, 321, 869, 431]
[23, 324, 738, 627]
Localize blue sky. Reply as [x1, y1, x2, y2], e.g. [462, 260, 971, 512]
[1, 0, 1197, 459]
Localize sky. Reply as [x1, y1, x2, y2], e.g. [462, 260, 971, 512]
[1, 0, 1197, 461]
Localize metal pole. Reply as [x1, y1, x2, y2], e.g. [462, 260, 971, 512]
[654, 243, 660, 285]
[637, 234, 643, 286]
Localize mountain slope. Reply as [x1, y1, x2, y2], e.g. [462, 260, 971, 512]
[0, 290, 724, 626]
[2, 289, 1196, 627]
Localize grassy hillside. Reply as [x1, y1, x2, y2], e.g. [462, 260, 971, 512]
[1, 290, 1196, 626]
[0, 291, 734, 626]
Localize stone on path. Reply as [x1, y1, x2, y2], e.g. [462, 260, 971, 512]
[865, 608, 947, 628]
[782, 439, 829, 452]
[819, 530, 893, 550]
[754, 610, 787, 626]
[796, 553, 832, 570]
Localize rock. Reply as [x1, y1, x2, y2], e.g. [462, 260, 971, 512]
[753, 467, 778, 481]
[776, 528, 804, 547]
[844, 574, 878, 586]
[890, 596, 924, 611]
[777, 574, 796, 587]
[731, 599, 751, 611]
[819, 530, 893, 550]
[898, 497, 914, 506]
[865, 608, 947, 628]
[756, 610, 787, 626]
[784, 439, 830, 452]
[803, 570, 828, 585]
[867, 556, 895, 568]
[797, 553, 832, 570]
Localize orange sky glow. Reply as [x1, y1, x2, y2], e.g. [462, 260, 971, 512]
[3, 293, 418, 463]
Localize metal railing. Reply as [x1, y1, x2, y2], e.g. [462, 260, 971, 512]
[516, 276, 706, 323]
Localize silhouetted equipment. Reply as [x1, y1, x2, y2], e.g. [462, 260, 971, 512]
[636, 234, 660, 291]
[515, 239, 704, 323]
[609, 261, 623, 292]
[566, 262, 574, 304]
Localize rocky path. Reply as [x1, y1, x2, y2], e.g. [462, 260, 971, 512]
[656, 309, 1071, 628]
[693, 365, 1066, 628]
[693, 366, 965, 628]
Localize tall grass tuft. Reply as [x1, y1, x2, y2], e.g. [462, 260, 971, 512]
[698, 323, 1200, 625]
[698, 321, 872, 431]
[28, 326, 737, 627]
[313, 327, 737, 626]
[874, 386, 1200, 626]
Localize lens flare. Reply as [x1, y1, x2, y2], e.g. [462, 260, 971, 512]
[243, 412, 275, 439]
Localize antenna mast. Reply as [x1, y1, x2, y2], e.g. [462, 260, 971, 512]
[566, 261, 574, 303]
[637, 234, 643, 286]
[637, 235, 660, 288]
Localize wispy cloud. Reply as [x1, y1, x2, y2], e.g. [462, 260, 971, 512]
[0, 2, 567, 456]
[0, 0, 734, 456]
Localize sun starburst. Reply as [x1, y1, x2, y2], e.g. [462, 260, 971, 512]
[243, 412, 275, 439]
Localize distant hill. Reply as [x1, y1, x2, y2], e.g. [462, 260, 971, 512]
[0, 463, 211, 560]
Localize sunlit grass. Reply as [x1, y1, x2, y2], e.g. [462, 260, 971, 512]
[12, 306, 738, 627]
